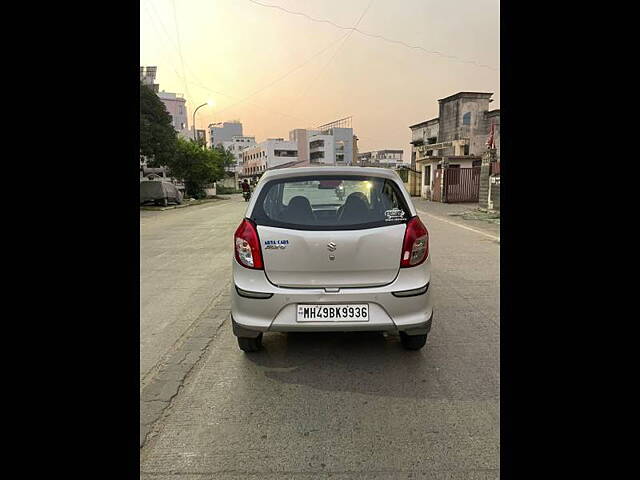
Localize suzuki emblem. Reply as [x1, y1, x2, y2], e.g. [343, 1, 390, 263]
[327, 242, 337, 252]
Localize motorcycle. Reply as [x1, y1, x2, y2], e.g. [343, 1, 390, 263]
[335, 184, 345, 201]
[243, 190, 251, 202]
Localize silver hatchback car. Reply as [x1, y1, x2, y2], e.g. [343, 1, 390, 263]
[231, 166, 433, 352]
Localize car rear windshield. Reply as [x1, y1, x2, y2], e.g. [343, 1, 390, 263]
[250, 175, 412, 230]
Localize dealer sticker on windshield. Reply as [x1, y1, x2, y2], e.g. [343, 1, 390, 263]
[384, 208, 406, 221]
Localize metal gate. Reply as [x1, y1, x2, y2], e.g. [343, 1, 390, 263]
[443, 167, 481, 203]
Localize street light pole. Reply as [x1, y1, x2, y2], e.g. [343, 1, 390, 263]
[192, 102, 208, 142]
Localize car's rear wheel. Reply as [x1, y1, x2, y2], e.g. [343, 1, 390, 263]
[400, 332, 428, 350]
[237, 334, 263, 352]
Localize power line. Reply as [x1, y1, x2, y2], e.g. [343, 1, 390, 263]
[246, 0, 498, 71]
[144, 0, 348, 123]
[143, 6, 313, 128]
[142, 3, 186, 79]
[293, 0, 374, 107]
[145, 0, 211, 93]
[170, 0, 191, 102]
[142, 2, 380, 144]
[212, 33, 347, 118]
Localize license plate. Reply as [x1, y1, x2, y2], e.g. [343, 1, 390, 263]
[296, 304, 369, 322]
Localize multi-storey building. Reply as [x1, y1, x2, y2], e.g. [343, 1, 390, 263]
[409, 92, 500, 198]
[357, 150, 404, 168]
[140, 66, 191, 139]
[209, 121, 243, 148]
[221, 135, 256, 173]
[287, 118, 354, 166]
[157, 91, 189, 138]
[241, 139, 298, 178]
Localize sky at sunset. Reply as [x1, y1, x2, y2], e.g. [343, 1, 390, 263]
[140, 0, 500, 153]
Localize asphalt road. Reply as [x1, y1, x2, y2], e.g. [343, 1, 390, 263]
[140, 194, 500, 479]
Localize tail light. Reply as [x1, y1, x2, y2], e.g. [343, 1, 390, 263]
[234, 219, 263, 269]
[400, 217, 429, 268]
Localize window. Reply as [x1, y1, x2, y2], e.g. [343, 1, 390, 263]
[463, 145, 470, 156]
[274, 149, 297, 157]
[252, 175, 411, 231]
[462, 112, 471, 126]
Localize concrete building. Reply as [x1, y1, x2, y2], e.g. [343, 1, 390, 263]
[209, 121, 243, 148]
[409, 118, 440, 166]
[409, 92, 500, 199]
[325, 127, 353, 166]
[140, 66, 159, 93]
[222, 135, 256, 173]
[308, 132, 334, 165]
[286, 118, 354, 166]
[357, 150, 405, 168]
[140, 66, 191, 139]
[241, 138, 298, 178]
[307, 127, 353, 166]
[289, 129, 311, 165]
[157, 91, 189, 139]
[353, 135, 359, 165]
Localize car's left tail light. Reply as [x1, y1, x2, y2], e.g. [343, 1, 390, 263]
[234, 219, 263, 269]
[400, 216, 429, 268]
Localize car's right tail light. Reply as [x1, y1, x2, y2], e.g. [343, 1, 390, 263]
[400, 216, 429, 268]
[234, 219, 263, 269]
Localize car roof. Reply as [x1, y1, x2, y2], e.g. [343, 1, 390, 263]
[260, 166, 403, 182]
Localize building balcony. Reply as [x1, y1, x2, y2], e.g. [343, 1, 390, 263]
[411, 131, 425, 145]
[416, 139, 468, 160]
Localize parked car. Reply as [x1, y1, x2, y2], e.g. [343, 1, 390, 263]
[231, 166, 432, 352]
[140, 180, 183, 207]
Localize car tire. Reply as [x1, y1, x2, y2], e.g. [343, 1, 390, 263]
[400, 332, 428, 350]
[238, 334, 263, 352]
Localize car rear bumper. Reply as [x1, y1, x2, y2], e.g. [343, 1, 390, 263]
[231, 258, 433, 335]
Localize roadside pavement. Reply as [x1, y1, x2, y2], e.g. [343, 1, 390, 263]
[412, 198, 500, 242]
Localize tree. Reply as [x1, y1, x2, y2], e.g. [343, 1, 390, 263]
[140, 83, 177, 167]
[164, 138, 228, 197]
[213, 145, 236, 171]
